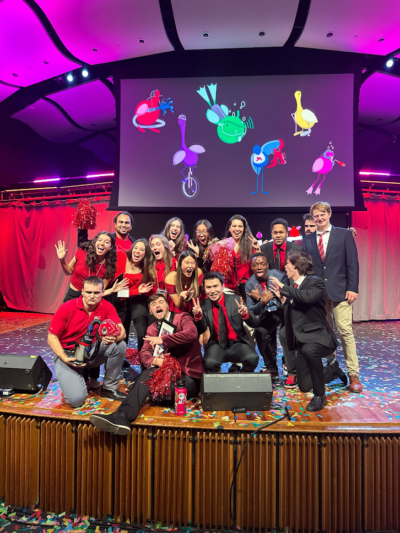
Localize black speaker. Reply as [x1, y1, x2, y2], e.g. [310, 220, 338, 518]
[0, 355, 52, 392]
[201, 373, 273, 412]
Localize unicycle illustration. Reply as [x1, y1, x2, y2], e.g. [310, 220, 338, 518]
[173, 114, 204, 200]
[182, 167, 200, 199]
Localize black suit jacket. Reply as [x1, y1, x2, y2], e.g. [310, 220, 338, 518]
[260, 240, 302, 270]
[196, 294, 254, 346]
[302, 226, 359, 302]
[280, 276, 338, 352]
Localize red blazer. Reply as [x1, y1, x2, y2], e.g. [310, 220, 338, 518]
[139, 312, 204, 380]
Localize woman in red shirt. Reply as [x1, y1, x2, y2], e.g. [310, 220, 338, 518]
[161, 217, 188, 257]
[56, 232, 124, 302]
[149, 234, 177, 292]
[112, 239, 155, 350]
[164, 251, 203, 313]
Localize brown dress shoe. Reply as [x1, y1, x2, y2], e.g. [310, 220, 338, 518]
[349, 375, 363, 393]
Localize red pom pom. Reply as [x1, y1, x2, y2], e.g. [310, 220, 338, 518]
[126, 347, 140, 365]
[73, 199, 98, 230]
[211, 247, 233, 279]
[144, 354, 181, 401]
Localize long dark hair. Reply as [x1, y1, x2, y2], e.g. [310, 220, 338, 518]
[192, 219, 215, 257]
[82, 232, 117, 280]
[176, 251, 200, 299]
[126, 238, 154, 284]
[149, 234, 174, 279]
[162, 217, 187, 255]
[224, 214, 253, 263]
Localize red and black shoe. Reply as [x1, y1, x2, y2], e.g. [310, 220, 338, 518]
[284, 375, 298, 389]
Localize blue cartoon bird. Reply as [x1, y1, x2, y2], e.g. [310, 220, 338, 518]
[250, 140, 284, 195]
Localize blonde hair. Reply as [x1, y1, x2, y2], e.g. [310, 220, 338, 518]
[149, 234, 173, 277]
[310, 201, 332, 216]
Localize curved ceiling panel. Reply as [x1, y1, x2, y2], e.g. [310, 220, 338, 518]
[34, 0, 173, 65]
[0, 82, 19, 103]
[358, 73, 400, 125]
[0, 0, 80, 87]
[171, 0, 299, 49]
[46, 80, 116, 130]
[12, 99, 92, 143]
[296, 0, 400, 55]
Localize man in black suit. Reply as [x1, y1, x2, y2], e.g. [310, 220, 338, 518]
[302, 202, 362, 393]
[269, 251, 339, 412]
[245, 253, 294, 383]
[260, 218, 302, 272]
[194, 272, 259, 373]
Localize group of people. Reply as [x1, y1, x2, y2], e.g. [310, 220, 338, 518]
[48, 200, 361, 435]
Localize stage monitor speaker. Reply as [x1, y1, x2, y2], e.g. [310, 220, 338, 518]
[201, 373, 273, 412]
[0, 355, 52, 392]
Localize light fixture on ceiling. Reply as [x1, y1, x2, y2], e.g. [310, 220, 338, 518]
[259, 31, 265, 37]
[138, 39, 146, 44]
[92, 48, 98, 52]
[82, 69, 89, 78]
[386, 58, 394, 68]
[66, 73, 74, 82]
[202, 32, 210, 38]
[12, 73, 18, 77]
[326, 32, 333, 38]
[378, 36, 385, 42]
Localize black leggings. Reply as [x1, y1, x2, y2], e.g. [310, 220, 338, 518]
[63, 286, 81, 303]
[117, 367, 201, 422]
[115, 296, 149, 352]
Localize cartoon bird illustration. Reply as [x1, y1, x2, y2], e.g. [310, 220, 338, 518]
[173, 115, 205, 180]
[291, 91, 318, 137]
[197, 83, 253, 144]
[250, 140, 286, 195]
[132, 90, 173, 132]
[306, 144, 346, 195]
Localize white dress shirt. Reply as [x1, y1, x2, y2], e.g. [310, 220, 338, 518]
[293, 275, 306, 289]
[316, 224, 331, 255]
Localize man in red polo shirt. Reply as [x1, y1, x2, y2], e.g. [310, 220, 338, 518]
[48, 276, 127, 407]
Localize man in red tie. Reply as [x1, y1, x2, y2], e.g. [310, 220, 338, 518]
[260, 218, 302, 272]
[302, 202, 362, 393]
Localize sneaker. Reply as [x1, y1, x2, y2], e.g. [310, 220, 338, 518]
[282, 364, 288, 377]
[260, 368, 280, 382]
[284, 375, 298, 389]
[90, 413, 131, 435]
[228, 364, 241, 373]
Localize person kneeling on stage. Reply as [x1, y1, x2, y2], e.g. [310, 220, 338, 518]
[48, 276, 127, 408]
[89, 293, 204, 435]
[269, 251, 344, 412]
[194, 272, 259, 373]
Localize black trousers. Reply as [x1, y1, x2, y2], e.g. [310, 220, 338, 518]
[279, 325, 297, 375]
[63, 286, 81, 303]
[115, 296, 149, 351]
[203, 340, 259, 373]
[296, 342, 334, 396]
[117, 367, 201, 422]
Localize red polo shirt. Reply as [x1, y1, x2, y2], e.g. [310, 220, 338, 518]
[115, 235, 132, 251]
[273, 241, 287, 272]
[49, 297, 120, 349]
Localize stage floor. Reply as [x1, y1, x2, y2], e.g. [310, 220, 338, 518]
[1, 312, 400, 432]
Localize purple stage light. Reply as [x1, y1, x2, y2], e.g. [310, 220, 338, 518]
[33, 177, 61, 183]
[86, 172, 114, 178]
[359, 171, 391, 176]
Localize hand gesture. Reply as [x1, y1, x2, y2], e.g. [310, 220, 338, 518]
[188, 240, 200, 257]
[192, 297, 203, 319]
[112, 278, 130, 293]
[138, 282, 154, 294]
[235, 297, 248, 318]
[269, 276, 284, 290]
[248, 235, 260, 252]
[345, 291, 358, 305]
[144, 335, 163, 348]
[55, 240, 68, 260]
[247, 285, 261, 302]
[168, 240, 175, 252]
[261, 288, 275, 306]
[350, 227, 357, 238]
[180, 287, 194, 301]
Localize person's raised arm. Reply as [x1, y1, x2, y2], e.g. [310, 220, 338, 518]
[55, 240, 77, 276]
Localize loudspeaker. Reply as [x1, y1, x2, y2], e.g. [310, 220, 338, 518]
[201, 373, 273, 412]
[0, 355, 52, 392]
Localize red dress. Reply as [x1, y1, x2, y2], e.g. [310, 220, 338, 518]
[165, 272, 204, 313]
[155, 257, 177, 291]
[70, 248, 107, 291]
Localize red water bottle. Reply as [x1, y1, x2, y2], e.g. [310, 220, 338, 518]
[175, 380, 187, 415]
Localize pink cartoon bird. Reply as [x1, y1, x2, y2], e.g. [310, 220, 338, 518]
[306, 145, 345, 195]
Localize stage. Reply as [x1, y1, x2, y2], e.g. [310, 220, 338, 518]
[1, 312, 400, 532]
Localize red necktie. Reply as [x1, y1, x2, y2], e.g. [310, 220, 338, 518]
[318, 231, 328, 261]
[293, 283, 298, 289]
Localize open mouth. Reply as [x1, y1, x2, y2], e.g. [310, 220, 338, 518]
[155, 307, 164, 318]
[96, 245, 105, 254]
[154, 250, 161, 258]
[185, 268, 193, 276]
[256, 271, 264, 276]
[170, 231, 178, 239]
[133, 253, 141, 261]
[233, 232, 242, 238]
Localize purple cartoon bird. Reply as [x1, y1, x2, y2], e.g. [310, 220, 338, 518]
[306, 145, 346, 195]
[173, 115, 205, 180]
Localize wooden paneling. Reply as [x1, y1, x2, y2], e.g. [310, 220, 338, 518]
[4, 416, 40, 508]
[76, 423, 113, 518]
[114, 427, 152, 524]
[194, 430, 233, 530]
[0, 415, 6, 500]
[40, 420, 75, 514]
[364, 436, 400, 532]
[321, 435, 363, 533]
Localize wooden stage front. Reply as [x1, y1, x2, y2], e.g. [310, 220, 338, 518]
[1, 381, 400, 533]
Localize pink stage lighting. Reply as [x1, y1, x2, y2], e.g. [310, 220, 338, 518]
[33, 177, 61, 183]
[359, 171, 391, 176]
[86, 172, 115, 178]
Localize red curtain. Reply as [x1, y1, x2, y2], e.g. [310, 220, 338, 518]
[0, 202, 116, 314]
[352, 199, 400, 321]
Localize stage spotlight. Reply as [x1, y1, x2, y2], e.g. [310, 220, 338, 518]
[82, 69, 89, 77]
[386, 58, 394, 68]
[66, 73, 73, 82]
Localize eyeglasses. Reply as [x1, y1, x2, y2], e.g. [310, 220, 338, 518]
[196, 230, 208, 235]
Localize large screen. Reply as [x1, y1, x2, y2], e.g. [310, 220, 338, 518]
[118, 73, 355, 209]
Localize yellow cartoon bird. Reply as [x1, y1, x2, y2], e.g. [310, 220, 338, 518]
[291, 91, 318, 136]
